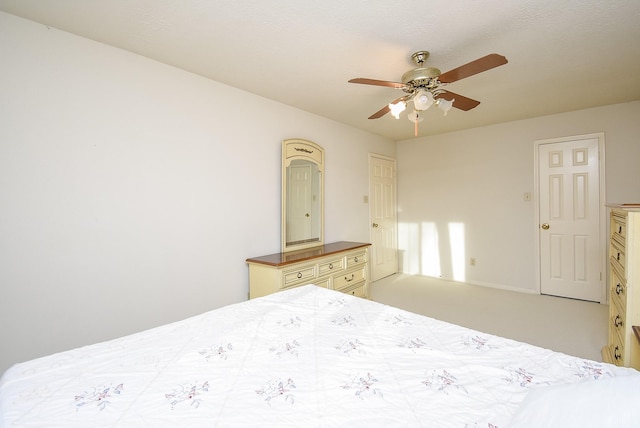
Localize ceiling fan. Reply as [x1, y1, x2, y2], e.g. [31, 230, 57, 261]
[348, 51, 507, 135]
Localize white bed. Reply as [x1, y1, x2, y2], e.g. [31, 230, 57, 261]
[1, 284, 638, 427]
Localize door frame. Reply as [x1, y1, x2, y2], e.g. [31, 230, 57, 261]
[533, 133, 607, 303]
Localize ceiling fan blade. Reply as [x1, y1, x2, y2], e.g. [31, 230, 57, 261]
[436, 91, 480, 111]
[438, 54, 508, 84]
[349, 78, 406, 89]
[368, 96, 409, 119]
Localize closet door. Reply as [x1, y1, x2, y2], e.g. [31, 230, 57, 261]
[536, 134, 604, 302]
[369, 154, 398, 281]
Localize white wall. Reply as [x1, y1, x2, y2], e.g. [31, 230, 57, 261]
[0, 12, 395, 374]
[397, 101, 640, 291]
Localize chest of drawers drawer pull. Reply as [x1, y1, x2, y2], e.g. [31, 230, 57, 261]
[615, 282, 624, 296]
[614, 345, 622, 361]
[615, 314, 624, 328]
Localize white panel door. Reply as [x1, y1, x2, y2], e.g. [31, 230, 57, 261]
[287, 163, 313, 244]
[369, 155, 398, 281]
[537, 136, 603, 302]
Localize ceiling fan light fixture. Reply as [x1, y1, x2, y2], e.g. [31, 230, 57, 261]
[389, 100, 406, 119]
[437, 98, 454, 116]
[406, 110, 423, 123]
[413, 89, 434, 111]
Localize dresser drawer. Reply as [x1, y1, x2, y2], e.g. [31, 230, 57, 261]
[610, 239, 626, 270]
[603, 343, 625, 366]
[313, 277, 330, 289]
[610, 268, 627, 312]
[318, 257, 344, 276]
[339, 281, 367, 297]
[282, 265, 316, 288]
[610, 339, 625, 367]
[609, 304, 625, 339]
[346, 251, 367, 268]
[333, 267, 365, 291]
[611, 213, 627, 246]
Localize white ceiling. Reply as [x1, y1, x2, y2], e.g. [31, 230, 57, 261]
[1, 0, 639, 141]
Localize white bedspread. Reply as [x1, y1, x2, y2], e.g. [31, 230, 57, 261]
[0, 284, 637, 427]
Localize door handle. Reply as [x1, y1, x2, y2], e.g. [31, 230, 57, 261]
[541, 223, 550, 230]
[372, 223, 379, 228]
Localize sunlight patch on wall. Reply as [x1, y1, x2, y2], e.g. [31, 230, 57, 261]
[398, 221, 442, 278]
[421, 222, 441, 277]
[398, 222, 420, 274]
[448, 222, 466, 282]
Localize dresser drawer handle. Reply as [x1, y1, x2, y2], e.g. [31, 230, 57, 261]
[297, 272, 302, 279]
[329, 263, 333, 269]
[614, 346, 622, 360]
[619, 226, 622, 234]
[616, 252, 621, 261]
[616, 283, 624, 295]
[345, 274, 355, 282]
[354, 257, 359, 263]
[614, 315, 623, 327]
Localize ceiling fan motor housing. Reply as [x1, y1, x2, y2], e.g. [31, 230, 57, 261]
[402, 50, 442, 91]
[401, 67, 442, 86]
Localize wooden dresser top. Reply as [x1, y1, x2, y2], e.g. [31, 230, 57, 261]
[246, 241, 371, 267]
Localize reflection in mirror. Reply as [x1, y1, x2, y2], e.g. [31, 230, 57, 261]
[282, 139, 324, 253]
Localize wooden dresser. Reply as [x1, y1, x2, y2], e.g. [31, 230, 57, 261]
[246, 241, 371, 299]
[602, 204, 640, 369]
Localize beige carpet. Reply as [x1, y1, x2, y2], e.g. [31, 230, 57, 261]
[369, 273, 608, 361]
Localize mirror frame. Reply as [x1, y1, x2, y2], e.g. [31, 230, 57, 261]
[281, 138, 324, 253]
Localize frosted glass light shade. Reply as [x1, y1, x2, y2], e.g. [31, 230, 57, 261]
[437, 98, 454, 115]
[389, 100, 406, 119]
[413, 90, 434, 111]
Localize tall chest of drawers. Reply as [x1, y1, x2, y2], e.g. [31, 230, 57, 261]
[246, 241, 371, 299]
[602, 205, 640, 369]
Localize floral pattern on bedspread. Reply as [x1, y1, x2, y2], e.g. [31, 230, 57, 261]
[398, 337, 431, 351]
[502, 367, 546, 388]
[75, 383, 124, 412]
[422, 369, 469, 395]
[335, 337, 367, 355]
[255, 377, 296, 406]
[463, 334, 498, 351]
[1, 284, 637, 428]
[269, 339, 301, 358]
[198, 343, 233, 361]
[341, 372, 383, 399]
[165, 380, 209, 409]
[571, 360, 608, 380]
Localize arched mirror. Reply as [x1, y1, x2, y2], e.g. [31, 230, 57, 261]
[282, 138, 324, 253]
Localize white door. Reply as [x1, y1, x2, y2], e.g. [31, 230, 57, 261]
[287, 163, 313, 244]
[369, 154, 398, 281]
[536, 134, 605, 302]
